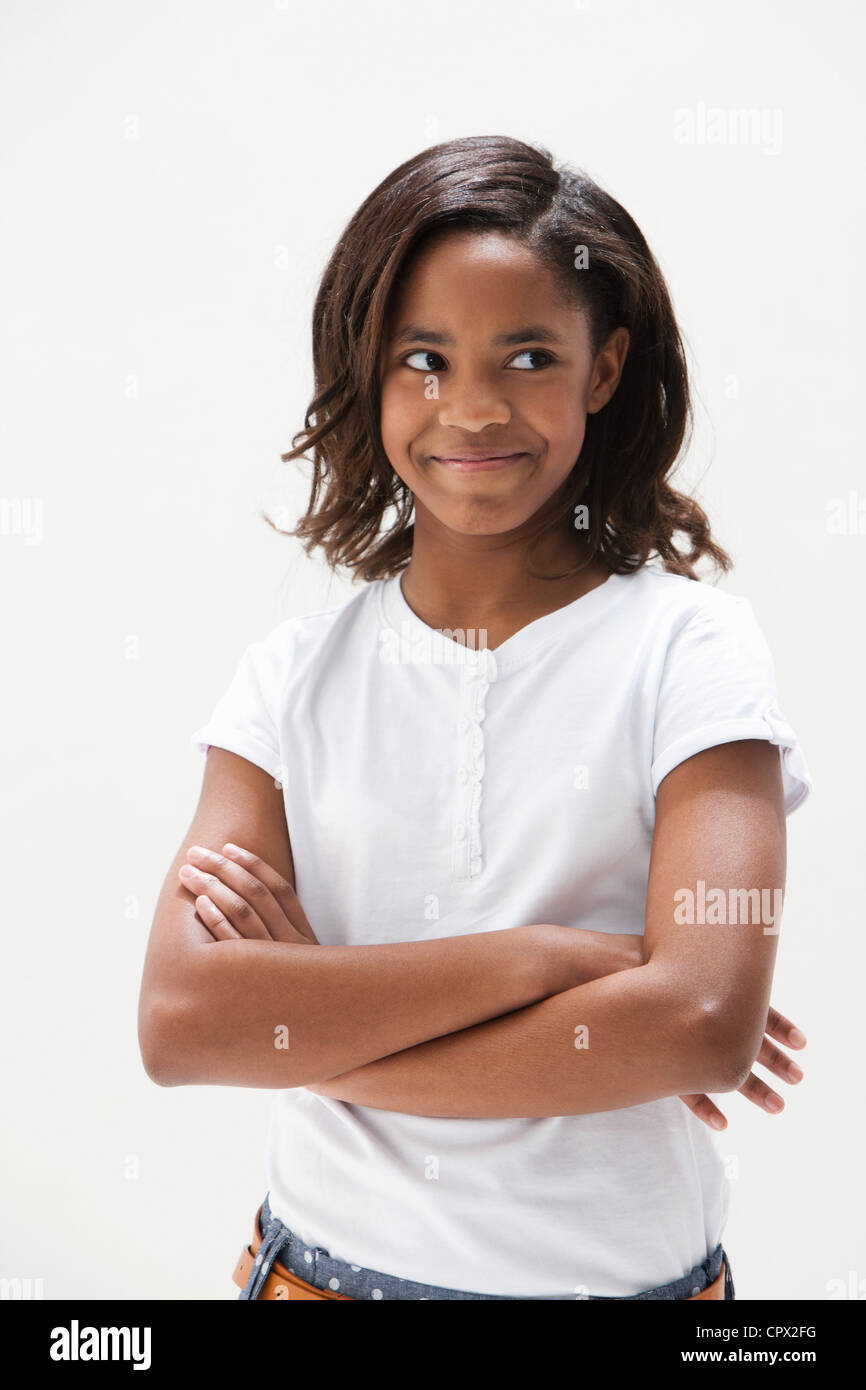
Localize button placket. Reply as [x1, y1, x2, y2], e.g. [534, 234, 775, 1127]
[452, 649, 497, 879]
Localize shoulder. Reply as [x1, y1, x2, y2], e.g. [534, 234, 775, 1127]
[625, 563, 756, 628]
[620, 564, 771, 661]
[247, 579, 386, 678]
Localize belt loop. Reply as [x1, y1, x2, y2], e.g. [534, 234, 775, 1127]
[239, 1217, 291, 1301]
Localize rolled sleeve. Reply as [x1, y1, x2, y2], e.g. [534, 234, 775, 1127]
[190, 635, 284, 782]
[650, 599, 812, 814]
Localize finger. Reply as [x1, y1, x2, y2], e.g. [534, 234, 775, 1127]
[754, 1035, 804, 1084]
[679, 1094, 728, 1131]
[183, 848, 287, 940]
[220, 843, 318, 942]
[178, 861, 272, 940]
[195, 894, 242, 942]
[765, 1005, 807, 1050]
[737, 1070, 785, 1114]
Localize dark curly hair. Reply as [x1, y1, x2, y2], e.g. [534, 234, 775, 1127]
[273, 134, 730, 583]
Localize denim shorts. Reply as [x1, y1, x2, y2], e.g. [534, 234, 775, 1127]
[238, 1192, 736, 1300]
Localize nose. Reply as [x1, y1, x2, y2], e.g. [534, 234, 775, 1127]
[435, 367, 512, 432]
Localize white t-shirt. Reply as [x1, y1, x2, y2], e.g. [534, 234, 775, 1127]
[190, 563, 812, 1297]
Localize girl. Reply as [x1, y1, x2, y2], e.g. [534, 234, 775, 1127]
[139, 134, 811, 1301]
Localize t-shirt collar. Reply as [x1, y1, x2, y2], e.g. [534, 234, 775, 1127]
[378, 567, 634, 672]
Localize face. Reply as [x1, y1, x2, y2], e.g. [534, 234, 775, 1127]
[378, 228, 628, 539]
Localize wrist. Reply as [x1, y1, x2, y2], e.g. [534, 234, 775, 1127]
[529, 924, 644, 997]
[526, 922, 581, 997]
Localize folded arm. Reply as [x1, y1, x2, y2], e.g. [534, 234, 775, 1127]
[306, 740, 787, 1117]
[139, 749, 620, 1088]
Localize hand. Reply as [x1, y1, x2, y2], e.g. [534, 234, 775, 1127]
[177, 842, 319, 945]
[679, 1005, 806, 1131]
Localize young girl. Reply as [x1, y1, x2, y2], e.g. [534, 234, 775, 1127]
[139, 134, 811, 1301]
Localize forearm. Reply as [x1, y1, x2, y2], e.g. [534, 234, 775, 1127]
[305, 961, 741, 1118]
[154, 923, 580, 1089]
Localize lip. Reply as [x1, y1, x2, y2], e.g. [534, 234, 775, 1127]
[432, 452, 528, 472]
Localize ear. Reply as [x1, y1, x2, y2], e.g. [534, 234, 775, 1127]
[586, 327, 630, 414]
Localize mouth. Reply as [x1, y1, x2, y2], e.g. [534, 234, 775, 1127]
[431, 452, 528, 473]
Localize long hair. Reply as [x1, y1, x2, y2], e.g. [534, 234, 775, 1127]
[274, 134, 730, 582]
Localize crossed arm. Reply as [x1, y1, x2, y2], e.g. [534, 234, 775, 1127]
[140, 739, 802, 1120]
[303, 739, 790, 1118]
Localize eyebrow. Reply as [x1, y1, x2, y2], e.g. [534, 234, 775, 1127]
[390, 322, 563, 347]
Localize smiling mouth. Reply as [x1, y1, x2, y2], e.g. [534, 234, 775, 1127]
[431, 453, 528, 472]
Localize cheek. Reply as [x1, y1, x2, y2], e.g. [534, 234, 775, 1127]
[527, 382, 584, 437]
[380, 389, 414, 464]
[534, 393, 587, 471]
[379, 375, 428, 456]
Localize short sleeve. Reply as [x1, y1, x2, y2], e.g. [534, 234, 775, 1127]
[650, 598, 812, 814]
[189, 632, 284, 781]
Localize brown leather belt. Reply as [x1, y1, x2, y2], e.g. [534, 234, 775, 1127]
[232, 1203, 726, 1301]
[233, 1204, 353, 1300]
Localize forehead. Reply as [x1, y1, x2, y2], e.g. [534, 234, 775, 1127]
[387, 229, 582, 330]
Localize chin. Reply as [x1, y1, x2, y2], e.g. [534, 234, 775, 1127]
[438, 504, 534, 536]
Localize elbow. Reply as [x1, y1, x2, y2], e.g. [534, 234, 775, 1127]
[696, 1000, 761, 1094]
[139, 997, 197, 1088]
[704, 1046, 753, 1096]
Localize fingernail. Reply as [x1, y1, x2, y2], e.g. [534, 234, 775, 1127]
[788, 1063, 803, 1081]
[709, 1115, 725, 1130]
[789, 1028, 806, 1046]
[179, 865, 199, 879]
[766, 1095, 784, 1112]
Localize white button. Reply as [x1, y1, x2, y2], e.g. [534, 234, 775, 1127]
[458, 767, 468, 783]
[455, 823, 466, 840]
[458, 716, 470, 733]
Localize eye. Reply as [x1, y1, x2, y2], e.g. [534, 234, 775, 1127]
[402, 349, 447, 371]
[508, 349, 556, 370]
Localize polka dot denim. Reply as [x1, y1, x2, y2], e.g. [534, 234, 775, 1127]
[238, 1193, 735, 1301]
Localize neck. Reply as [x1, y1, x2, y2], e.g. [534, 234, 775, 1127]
[400, 502, 605, 630]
